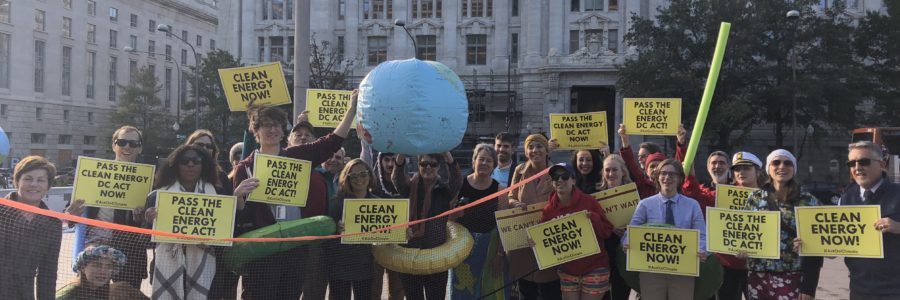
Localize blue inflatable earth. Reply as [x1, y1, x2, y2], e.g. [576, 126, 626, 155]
[357, 59, 468, 155]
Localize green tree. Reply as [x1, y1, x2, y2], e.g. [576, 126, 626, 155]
[309, 36, 361, 157]
[183, 49, 245, 148]
[109, 67, 176, 159]
[618, 0, 868, 151]
[855, 1, 900, 125]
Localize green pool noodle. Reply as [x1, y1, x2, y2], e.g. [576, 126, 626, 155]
[225, 215, 337, 274]
[683, 22, 731, 172]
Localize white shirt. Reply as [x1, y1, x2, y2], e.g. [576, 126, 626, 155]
[859, 178, 884, 200]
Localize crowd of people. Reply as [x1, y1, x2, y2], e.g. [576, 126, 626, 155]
[0, 89, 897, 300]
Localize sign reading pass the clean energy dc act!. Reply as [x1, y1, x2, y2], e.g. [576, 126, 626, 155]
[306, 89, 357, 128]
[249, 154, 312, 207]
[152, 191, 236, 247]
[623, 98, 681, 136]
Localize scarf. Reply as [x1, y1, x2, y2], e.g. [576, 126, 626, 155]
[151, 180, 217, 300]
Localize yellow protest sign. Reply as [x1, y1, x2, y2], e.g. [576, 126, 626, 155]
[627, 225, 700, 276]
[495, 202, 546, 251]
[592, 182, 640, 228]
[341, 199, 409, 244]
[715, 185, 759, 209]
[249, 154, 312, 206]
[306, 89, 357, 128]
[72, 156, 156, 209]
[527, 211, 602, 270]
[706, 207, 780, 259]
[151, 191, 236, 246]
[549, 112, 609, 150]
[795, 205, 883, 258]
[623, 98, 681, 135]
[219, 62, 292, 111]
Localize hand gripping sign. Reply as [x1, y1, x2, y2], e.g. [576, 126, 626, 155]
[795, 205, 884, 258]
[527, 211, 602, 270]
[627, 225, 700, 277]
[549, 112, 609, 150]
[623, 98, 682, 136]
[72, 156, 156, 209]
[218, 62, 292, 111]
[706, 207, 780, 259]
[249, 154, 312, 207]
[341, 199, 410, 244]
[306, 89, 358, 128]
[494, 202, 545, 251]
[151, 191, 237, 247]
[592, 182, 640, 228]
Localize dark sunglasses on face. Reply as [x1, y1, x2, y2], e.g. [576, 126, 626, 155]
[847, 158, 878, 168]
[178, 156, 203, 166]
[419, 161, 440, 168]
[550, 172, 572, 181]
[114, 139, 142, 148]
[348, 171, 369, 180]
[770, 159, 794, 167]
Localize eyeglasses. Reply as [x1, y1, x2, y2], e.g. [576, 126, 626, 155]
[659, 171, 679, 178]
[114, 139, 142, 148]
[419, 161, 440, 168]
[550, 172, 572, 181]
[770, 160, 794, 167]
[847, 158, 879, 168]
[193, 143, 215, 151]
[178, 156, 203, 166]
[348, 171, 369, 180]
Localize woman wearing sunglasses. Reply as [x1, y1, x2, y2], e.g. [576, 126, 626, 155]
[744, 149, 821, 300]
[65, 125, 151, 289]
[323, 159, 377, 300]
[142, 144, 221, 300]
[507, 134, 561, 300]
[541, 164, 614, 300]
[392, 151, 462, 299]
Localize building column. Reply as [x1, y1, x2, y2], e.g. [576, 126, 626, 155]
[442, 0, 459, 68]
[240, 0, 257, 63]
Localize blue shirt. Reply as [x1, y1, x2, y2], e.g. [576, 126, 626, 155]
[623, 193, 707, 250]
[491, 165, 511, 187]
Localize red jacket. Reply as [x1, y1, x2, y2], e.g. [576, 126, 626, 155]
[620, 142, 687, 200]
[681, 176, 747, 270]
[541, 189, 614, 276]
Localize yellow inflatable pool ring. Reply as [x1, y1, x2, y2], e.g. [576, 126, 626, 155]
[374, 221, 474, 275]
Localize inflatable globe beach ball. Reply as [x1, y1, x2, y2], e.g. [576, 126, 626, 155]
[357, 59, 468, 155]
[0, 126, 8, 163]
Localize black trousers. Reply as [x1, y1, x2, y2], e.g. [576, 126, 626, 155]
[717, 267, 748, 300]
[329, 279, 373, 300]
[241, 246, 307, 300]
[399, 271, 449, 300]
[517, 279, 562, 300]
[208, 246, 240, 299]
[602, 236, 631, 300]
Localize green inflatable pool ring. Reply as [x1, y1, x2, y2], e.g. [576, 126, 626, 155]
[225, 216, 337, 274]
[616, 224, 723, 300]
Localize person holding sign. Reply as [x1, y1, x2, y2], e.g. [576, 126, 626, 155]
[142, 144, 222, 300]
[596, 154, 635, 300]
[451, 144, 510, 300]
[617, 124, 687, 199]
[324, 159, 377, 300]
[391, 151, 462, 300]
[0, 156, 60, 300]
[231, 90, 357, 299]
[507, 134, 561, 299]
[837, 141, 900, 299]
[623, 159, 706, 300]
[66, 125, 151, 289]
[540, 164, 614, 300]
[744, 150, 821, 300]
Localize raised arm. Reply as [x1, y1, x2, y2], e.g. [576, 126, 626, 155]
[333, 89, 359, 138]
[391, 154, 411, 197]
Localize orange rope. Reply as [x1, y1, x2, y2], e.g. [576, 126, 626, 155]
[0, 168, 549, 243]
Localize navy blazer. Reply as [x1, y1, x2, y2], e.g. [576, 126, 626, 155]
[840, 178, 900, 297]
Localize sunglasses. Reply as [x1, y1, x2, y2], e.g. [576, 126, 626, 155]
[770, 159, 794, 167]
[114, 139, 142, 148]
[178, 156, 203, 166]
[846, 158, 879, 168]
[550, 172, 572, 181]
[193, 143, 215, 151]
[419, 161, 440, 168]
[348, 171, 369, 180]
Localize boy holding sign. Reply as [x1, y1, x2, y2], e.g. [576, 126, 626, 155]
[540, 164, 614, 300]
[623, 159, 706, 300]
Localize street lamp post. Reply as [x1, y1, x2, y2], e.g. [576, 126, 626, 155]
[123, 46, 182, 132]
[393, 19, 419, 59]
[787, 10, 800, 153]
[157, 24, 201, 131]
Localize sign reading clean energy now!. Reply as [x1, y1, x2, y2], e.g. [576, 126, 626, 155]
[151, 191, 236, 246]
[306, 89, 357, 128]
[249, 154, 312, 207]
[527, 211, 601, 270]
[715, 185, 758, 209]
[627, 225, 700, 277]
[341, 199, 409, 244]
[73, 156, 156, 209]
[623, 98, 681, 135]
[592, 182, 640, 228]
[549, 112, 609, 150]
[706, 207, 780, 259]
[795, 205, 883, 258]
[219, 62, 292, 111]
[495, 202, 545, 251]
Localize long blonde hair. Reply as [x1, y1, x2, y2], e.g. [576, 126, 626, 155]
[599, 154, 631, 190]
[336, 159, 376, 199]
